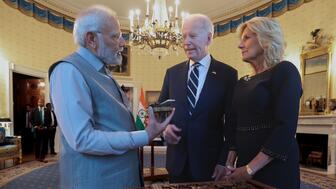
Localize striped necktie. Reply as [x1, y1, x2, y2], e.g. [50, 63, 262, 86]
[187, 62, 200, 116]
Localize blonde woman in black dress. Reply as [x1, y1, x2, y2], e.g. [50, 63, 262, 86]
[223, 17, 302, 189]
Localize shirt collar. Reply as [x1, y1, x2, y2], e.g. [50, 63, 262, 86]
[76, 46, 105, 73]
[189, 54, 211, 69]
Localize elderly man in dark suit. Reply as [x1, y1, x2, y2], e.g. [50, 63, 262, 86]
[159, 14, 237, 183]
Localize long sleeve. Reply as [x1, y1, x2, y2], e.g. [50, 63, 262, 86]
[219, 69, 238, 164]
[261, 61, 302, 161]
[50, 63, 148, 156]
[224, 108, 237, 152]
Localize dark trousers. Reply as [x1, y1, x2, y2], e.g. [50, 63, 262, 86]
[169, 161, 193, 183]
[48, 127, 56, 153]
[169, 161, 214, 183]
[22, 127, 34, 154]
[34, 128, 48, 160]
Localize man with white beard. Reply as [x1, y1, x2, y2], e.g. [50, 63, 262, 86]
[49, 5, 174, 189]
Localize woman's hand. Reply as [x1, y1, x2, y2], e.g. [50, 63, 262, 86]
[213, 165, 235, 181]
[225, 166, 252, 183]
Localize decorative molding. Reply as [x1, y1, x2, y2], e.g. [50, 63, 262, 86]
[213, 0, 313, 36]
[34, 0, 78, 17]
[3, 0, 313, 37]
[302, 29, 334, 52]
[210, 0, 270, 23]
[4, 0, 74, 32]
[8, 63, 49, 127]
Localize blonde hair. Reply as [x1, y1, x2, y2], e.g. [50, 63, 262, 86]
[238, 17, 286, 66]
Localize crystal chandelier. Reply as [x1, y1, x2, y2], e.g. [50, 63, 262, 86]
[129, 0, 188, 58]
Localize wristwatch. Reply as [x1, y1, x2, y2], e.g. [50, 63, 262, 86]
[245, 164, 254, 176]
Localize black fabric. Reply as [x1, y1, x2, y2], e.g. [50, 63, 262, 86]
[34, 128, 48, 160]
[169, 160, 192, 183]
[31, 108, 44, 127]
[226, 61, 302, 189]
[48, 127, 56, 153]
[44, 110, 57, 128]
[45, 110, 57, 153]
[31, 108, 48, 160]
[159, 56, 237, 182]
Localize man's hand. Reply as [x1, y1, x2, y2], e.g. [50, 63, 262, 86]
[145, 106, 175, 142]
[163, 124, 181, 144]
[212, 164, 232, 181]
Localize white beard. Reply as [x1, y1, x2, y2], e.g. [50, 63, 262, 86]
[97, 36, 123, 65]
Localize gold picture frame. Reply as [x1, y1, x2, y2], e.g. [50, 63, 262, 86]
[300, 46, 332, 115]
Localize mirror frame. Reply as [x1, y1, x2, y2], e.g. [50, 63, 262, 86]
[300, 46, 333, 115]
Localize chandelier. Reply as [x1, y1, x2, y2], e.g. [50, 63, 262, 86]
[129, 0, 188, 58]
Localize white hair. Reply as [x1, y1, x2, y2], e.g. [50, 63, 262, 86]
[238, 17, 286, 66]
[73, 5, 116, 46]
[183, 14, 214, 38]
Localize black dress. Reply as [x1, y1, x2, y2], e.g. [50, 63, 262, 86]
[226, 61, 302, 189]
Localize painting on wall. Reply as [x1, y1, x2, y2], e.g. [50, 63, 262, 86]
[304, 54, 328, 75]
[145, 91, 161, 106]
[107, 45, 130, 76]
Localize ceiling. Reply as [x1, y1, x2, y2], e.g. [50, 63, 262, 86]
[35, 0, 271, 29]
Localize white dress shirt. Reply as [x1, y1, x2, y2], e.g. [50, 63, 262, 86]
[50, 47, 148, 155]
[25, 112, 32, 128]
[188, 54, 211, 104]
[50, 111, 55, 126]
[38, 106, 44, 124]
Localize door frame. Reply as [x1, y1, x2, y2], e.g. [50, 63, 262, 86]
[9, 63, 48, 124]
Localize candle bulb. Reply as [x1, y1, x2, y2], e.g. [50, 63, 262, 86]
[175, 0, 179, 18]
[146, 0, 150, 16]
[168, 6, 173, 20]
[129, 10, 134, 31]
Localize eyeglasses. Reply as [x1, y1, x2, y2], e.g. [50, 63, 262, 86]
[94, 31, 123, 41]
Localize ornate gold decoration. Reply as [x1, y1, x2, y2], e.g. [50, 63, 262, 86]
[302, 29, 334, 52]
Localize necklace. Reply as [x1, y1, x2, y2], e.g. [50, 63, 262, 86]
[243, 75, 252, 81]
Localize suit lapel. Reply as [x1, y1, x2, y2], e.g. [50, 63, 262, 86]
[192, 58, 218, 117]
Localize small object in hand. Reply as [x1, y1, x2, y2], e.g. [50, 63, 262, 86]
[150, 99, 175, 122]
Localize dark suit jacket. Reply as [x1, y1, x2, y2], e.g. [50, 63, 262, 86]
[159, 56, 237, 181]
[31, 108, 45, 127]
[44, 110, 58, 128]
